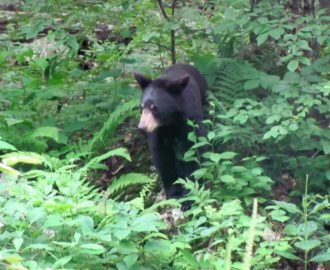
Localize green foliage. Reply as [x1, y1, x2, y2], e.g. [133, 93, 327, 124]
[0, 144, 163, 269]
[88, 98, 139, 155]
[1, 0, 329, 269]
[185, 120, 273, 204]
[201, 54, 330, 191]
[108, 172, 155, 195]
[268, 176, 330, 269]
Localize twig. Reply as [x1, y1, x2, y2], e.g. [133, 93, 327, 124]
[156, 0, 169, 20]
[156, 0, 176, 64]
[171, 0, 177, 15]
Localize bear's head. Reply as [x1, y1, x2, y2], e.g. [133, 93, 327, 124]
[134, 72, 190, 133]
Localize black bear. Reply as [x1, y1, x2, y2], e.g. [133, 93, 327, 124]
[134, 64, 208, 198]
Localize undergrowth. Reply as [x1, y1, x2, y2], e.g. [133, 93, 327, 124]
[0, 0, 329, 269]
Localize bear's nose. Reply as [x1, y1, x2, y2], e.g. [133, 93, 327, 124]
[138, 122, 147, 131]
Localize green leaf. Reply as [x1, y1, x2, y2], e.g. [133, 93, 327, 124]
[294, 239, 321, 251]
[192, 168, 207, 180]
[252, 167, 263, 176]
[218, 152, 237, 160]
[266, 115, 281, 124]
[278, 126, 288, 135]
[288, 122, 298, 131]
[0, 163, 21, 175]
[208, 153, 222, 163]
[80, 243, 106, 254]
[44, 214, 64, 227]
[13, 238, 23, 251]
[124, 254, 138, 267]
[191, 141, 209, 150]
[326, 170, 330, 180]
[1, 152, 44, 166]
[276, 251, 301, 261]
[52, 256, 72, 268]
[27, 207, 45, 225]
[67, 36, 79, 51]
[108, 173, 155, 194]
[255, 176, 272, 190]
[219, 200, 243, 216]
[26, 244, 54, 251]
[114, 229, 130, 240]
[299, 57, 311, 65]
[297, 40, 311, 50]
[221, 175, 235, 183]
[244, 80, 259, 90]
[142, 31, 160, 42]
[131, 213, 161, 232]
[32, 58, 49, 71]
[231, 166, 246, 172]
[263, 130, 272, 140]
[284, 224, 300, 236]
[269, 28, 284, 40]
[180, 250, 199, 268]
[310, 252, 330, 263]
[234, 113, 248, 124]
[1, 255, 22, 264]
[274, 201, 301, 214]
[0, 50, 11, 64]
[287, 60, 299, 72]
[271, 209, 289, 222]
[311, 201, 329, 214]
[320, 139, 330, 155]
[257, 33, 269, 45]
[263, 125, 282, 140]
[84, 148, 131, 171]
[207, 131, 215, 141]
[0, 140, 17, 151]
[302, 221, 318, 238]
[31, 126, 61, 143]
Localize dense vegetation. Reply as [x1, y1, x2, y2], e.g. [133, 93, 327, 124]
[0, 0, 329, 269]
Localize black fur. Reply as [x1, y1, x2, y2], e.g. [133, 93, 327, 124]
[135, 64, 208, 198]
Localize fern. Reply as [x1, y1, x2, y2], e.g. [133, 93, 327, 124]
[210, 58, 272, 148]
[88, 98, 139, 154]
[108, 173, 156, 195]
[211, 58, 280, 105]
[146, 199, 181, 212]
[129, 181, 156, 210]
[138, 181, 156, 207]
[211, 58, 252, 106]
[82, 147, 131, 172]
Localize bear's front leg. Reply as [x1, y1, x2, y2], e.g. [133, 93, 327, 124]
[148, 131, 184, 198]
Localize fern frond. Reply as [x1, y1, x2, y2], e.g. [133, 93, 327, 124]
[82, 147, 131, 172]
[211, 59, 254, 106]
[210, 58, 271, 148]
[88, 98, 139, 154]
[108, 173, 155, 195]
[139, 181, 155, 203]
[146, 199, 181, 212]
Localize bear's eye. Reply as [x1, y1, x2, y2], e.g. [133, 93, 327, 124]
[150, 104, 156, 112]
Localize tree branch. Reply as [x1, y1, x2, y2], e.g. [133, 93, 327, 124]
[156, 0, 177, 64]
[156, 0, 169, 20]
[171, 0, 177, 16]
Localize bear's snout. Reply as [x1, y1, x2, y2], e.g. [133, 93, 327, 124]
[138, 108, 159, 133]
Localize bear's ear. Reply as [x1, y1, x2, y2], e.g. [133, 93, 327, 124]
[167, 75, 189, 94]
[134, 72, 152, 89]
